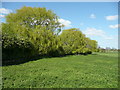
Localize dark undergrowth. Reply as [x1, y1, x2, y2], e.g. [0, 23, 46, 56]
[2, 52, 94, 66]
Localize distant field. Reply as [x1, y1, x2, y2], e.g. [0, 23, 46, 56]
[2, 52, 118, 88]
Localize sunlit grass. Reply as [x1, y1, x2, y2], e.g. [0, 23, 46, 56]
[2, 52, 118, 88]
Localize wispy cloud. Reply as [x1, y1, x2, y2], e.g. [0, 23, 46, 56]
[0, 15, 5, 18]
[106, 15, 118, 21]
[109, 24, 120, 29]
[0, 8, 12, 14]
[83, 27, 105, 37]
[83, 27, 113, 40]
[90, 14, 96, 19]
[0, 8, 12, 18]
[58, 18, 72, 27]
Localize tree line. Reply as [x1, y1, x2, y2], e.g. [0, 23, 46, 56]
[2, 6, 98, 65]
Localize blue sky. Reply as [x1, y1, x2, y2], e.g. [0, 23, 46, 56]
[1, 2, 118, 49]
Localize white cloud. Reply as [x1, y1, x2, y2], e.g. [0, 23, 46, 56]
[83, 28, 105, 37]
[0, 8, 12, 14]
[83, 27, 113, 40]
[90, 14, 96, 19]
[104, 36, 113, 40]
[58, 18, 72, 27]
[109, 24, 120, 29]
[106, 15, 118, 21]
[83, 27, 117, 49]
[0, 15, 5, 18]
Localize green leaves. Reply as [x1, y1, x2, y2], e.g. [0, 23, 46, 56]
[2, 6, 98, 64]
[59, 28, 98, 54]
[6, 6, 61, 32]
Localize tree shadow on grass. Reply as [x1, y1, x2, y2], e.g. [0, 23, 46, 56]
[2, 53, 98, 66]
[91, 53, 97, 55]
[2, 55, 51, 66]
[2, 55, 63, 66]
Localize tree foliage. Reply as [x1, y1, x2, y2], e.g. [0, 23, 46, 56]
[2, 6, 98, 64]
[59, 28, 98, 55]
[6, 6, 61, 32]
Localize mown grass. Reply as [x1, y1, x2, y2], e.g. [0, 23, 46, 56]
[2, 52, 118, 88]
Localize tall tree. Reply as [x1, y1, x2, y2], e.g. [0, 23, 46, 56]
[59, 28, 87, 54]
[2, 6, 65, 63]
[85, 37, 98, 52]
[6, 6, 62, 32]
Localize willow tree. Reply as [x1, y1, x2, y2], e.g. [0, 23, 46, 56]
[85, 37, 98, 52]
[2, 6, 64, 63]
[59, 28, 88, 54]
[6, 6, 62, 32]
[2, 23, 35, 61]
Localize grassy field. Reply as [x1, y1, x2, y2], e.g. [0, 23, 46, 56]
[2, 52, 118, 88]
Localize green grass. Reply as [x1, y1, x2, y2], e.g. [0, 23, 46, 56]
[2, 52, 118, 88]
